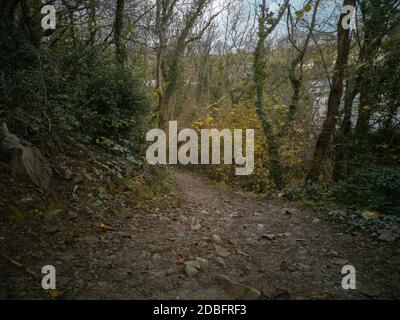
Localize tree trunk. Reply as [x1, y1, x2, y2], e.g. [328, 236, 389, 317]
[280, 0, 320, 137]
[305, 0, 355, 185]
[253, 0, 285, 190]
[353, 0, 387, 146]
[333, 79, 358, 181]
[88, 0, 97, 44]
[0, 0, 20, 25]
[114, 0, 125, 65]
[155, 0, 210, 129]
[155, 0, 167, 129]
[383, 103, 399, 147]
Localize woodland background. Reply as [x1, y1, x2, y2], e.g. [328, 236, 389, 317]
[0, 0, 399, 215]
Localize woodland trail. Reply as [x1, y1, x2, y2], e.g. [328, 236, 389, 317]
[1, 170, 399, 299]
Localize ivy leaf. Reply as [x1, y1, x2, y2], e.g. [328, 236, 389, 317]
[295, 10, 304, 17]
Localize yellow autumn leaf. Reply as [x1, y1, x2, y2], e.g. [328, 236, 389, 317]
[362, 210, 381, 219]
[304, 4, 312, 12]
[49, 289, 61, 299]
[99, 222, 107, 229]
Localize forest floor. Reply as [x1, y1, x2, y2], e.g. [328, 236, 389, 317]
[1, 169, 399, 299]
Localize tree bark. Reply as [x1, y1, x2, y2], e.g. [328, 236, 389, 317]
[280, 0, 320, 137]
[114, 0, 125, 65]
[88, 0, 97, 44]
[253, 0, 288, 190]
[0, 0, 20, 25]
[333, 78, 358, 181]
[155, 0, 211, 129]
[305, 0, 355, 185]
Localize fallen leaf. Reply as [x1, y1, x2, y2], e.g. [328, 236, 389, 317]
[99, 222, 107, 229]
[48, 289, 61, 299]
[362, 210, 381, 219]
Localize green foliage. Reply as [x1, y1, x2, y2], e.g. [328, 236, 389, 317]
[76, 55, 149, 155]
[0, 30, 151, 158]
[284, 165, 400, 216]
[124, 167, 178, 209]
[329, 166, 400, 214]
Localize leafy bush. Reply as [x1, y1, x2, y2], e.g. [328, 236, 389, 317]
[328, 166, 400, 214]
[77, 60, 149, 155]
[1, 32, 151, 158]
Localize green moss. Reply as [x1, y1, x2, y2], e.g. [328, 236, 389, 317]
[124, 167, 178, 210]
[8, 205, 25, 222]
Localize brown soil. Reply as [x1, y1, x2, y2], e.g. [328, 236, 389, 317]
[0, 170, 399, 299]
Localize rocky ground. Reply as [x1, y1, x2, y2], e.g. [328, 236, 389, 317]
[0, 169, 399, 299]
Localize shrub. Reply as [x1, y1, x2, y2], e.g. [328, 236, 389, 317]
[329, 166, 400, 214]
[1, 33, 151, 158]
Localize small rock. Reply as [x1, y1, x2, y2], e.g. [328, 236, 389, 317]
[0, 289, 7, 299]
[47, 209, 63, 216]
[196, 257, 209, 269]
[191, 221, 202, 231]
[149, 270, 166, 277]
[160, 216, 170, 223]
[312, 218, 321, 224]
[237, 249, 249, 257]
[20, 197, 34, 203]
[215, 274, 261, 300]
[256, 224, 265, 233]
[215, 245, 230, 257]
[378, 229, 398, 242]
[184, 260, 201, 277]
[297, 263, 310, 270]
[68, 211, 78, 219]
[332, 258, 349, 265]
[64, 168, 72, 180]
[44, 226, 59, 235]
[152, 254, 161, 261]
[361, 287, 381, 298]
[391, 225, 400, 234]
[72, 175, 83, 184]
[212, 234, 223, 244]
[166, 267, 176, 275]
[262, 233, 275, 241]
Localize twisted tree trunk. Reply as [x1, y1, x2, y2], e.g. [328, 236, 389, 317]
[253, 0, 288, 190]
[305, 0, 355, 185]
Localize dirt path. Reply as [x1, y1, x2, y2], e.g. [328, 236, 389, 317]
[1, 170, 399, 299]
